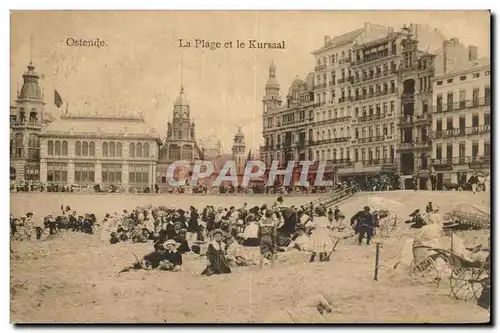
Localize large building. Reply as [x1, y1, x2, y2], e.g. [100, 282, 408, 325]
[260, 61, 317, 167]
[430, 42, 491, 187]
[260, 23, 470, 188]
[39, 115, 161, 188]
[10, 61, 45, 182]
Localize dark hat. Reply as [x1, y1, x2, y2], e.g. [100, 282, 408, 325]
[315, 205, 326, 216]
[363, 206, 371, 212]
[277, 196, 284, 202]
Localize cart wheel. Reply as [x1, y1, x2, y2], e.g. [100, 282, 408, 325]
[450, 268, 484, 302]
[469, 267, 488, 302]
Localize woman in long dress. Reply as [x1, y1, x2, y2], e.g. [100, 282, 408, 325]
[308, 205, 331, 263]
[201, 229, 231, 276]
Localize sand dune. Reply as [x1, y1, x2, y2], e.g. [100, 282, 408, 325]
[10, 191, 490, 323]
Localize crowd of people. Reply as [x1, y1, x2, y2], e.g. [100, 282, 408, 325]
[12, 189, 402, 278]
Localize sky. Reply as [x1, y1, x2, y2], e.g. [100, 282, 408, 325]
[10, 11, 490, 153]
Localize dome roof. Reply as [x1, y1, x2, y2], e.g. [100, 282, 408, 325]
[174, 85, 189, 106]
[235, 127, 245, 138]
[266, 77, 280, 89]
[291, 76, 303, 86]
[19, 62, 42, 100]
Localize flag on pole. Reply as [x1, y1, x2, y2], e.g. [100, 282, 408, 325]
[54, 89, 63, 108]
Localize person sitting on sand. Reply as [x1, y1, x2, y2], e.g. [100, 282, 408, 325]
[119, 244, 168, 273]
[287, 224, 310, 251]
[158, 239, 183, 272]
[173, 229, 191, 254]
[201, 229, 231, 276]
[225, 233, 254, 267]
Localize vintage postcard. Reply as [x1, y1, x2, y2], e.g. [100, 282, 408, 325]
[10, 10, 491, 324]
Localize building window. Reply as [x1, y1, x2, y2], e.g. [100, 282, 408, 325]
[48, 140, 54, 156]
[14, 133, 24, 158]
[447, 78, 453, 83]
[47, 162, 68, 183]
[89, 142, 95, 156]
[473, 72, 480, 78]
[102, 142, 108, 157]
[485, 86, 490, 103]
[25, 164, 40, 181]
[436, 81, 442, 86]
[484, 113, 490, 127]
[129, 143, 136, 158]
[472, 114, 479, 127]
[62, 141, 68, 156]
[485, 70, 490, 76]
[116, 143, 122, 157]
[143, 143, 149, 157]
[436, 94, 443, 112]
[472, 88, 480, 106]
[129, 164, 149, 184]
[460, 75, 467, 81]
[54, 141, 61, 155]
[74, 163, 95, 184]
[484, 142, 490, 156]
[459, 90, 466, 108]
[109, 142, 116, 157]
[102, 163, 122, 184]
[447, 92, 453, 110]
[354, 149, 359, 162]
[137, 143, 144, 157]
[82, 141, 89, 156]
[435, 145, 442, 160]
[390, 101, 395, 113]
[472, 141, 479, 159]
[75, 141, 82, 156]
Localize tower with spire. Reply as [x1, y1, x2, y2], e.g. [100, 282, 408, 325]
[157, 73, 203, 187]
[10, 60, 46, 182]
[262, 61, 282, 113]
[232, 127, 247, 175]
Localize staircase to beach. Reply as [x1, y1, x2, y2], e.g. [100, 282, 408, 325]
[309, 186, 357, 209]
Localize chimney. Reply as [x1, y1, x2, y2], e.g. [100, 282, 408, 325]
[364, 22, 371, 31]
[324, 36, 331, 46]
[468, 45, 478, 61]
[388, 27, 394, 33]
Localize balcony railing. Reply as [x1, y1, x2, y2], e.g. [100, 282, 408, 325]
[314, 116, 351, 127]
[434, 97, 491, 113]
[358, 135, 385, 144]
[10, 120, 41, 127]
[465, 125, 491, 135]
[337, 78, 346, 84]
[352, 50, 393, 66]
[398, 141, 431, 150]
[315, 64, 327, 71]
[353, 89, 396, 102]
[362, 158, 397, 167]
[328, 81, 335, 86]
[431, 155, 491, 166]
[435, 125, 490, 139]
[358, 113, 386, 123]
[327, 158, 352, 166]
[311, 137, 352, 146]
